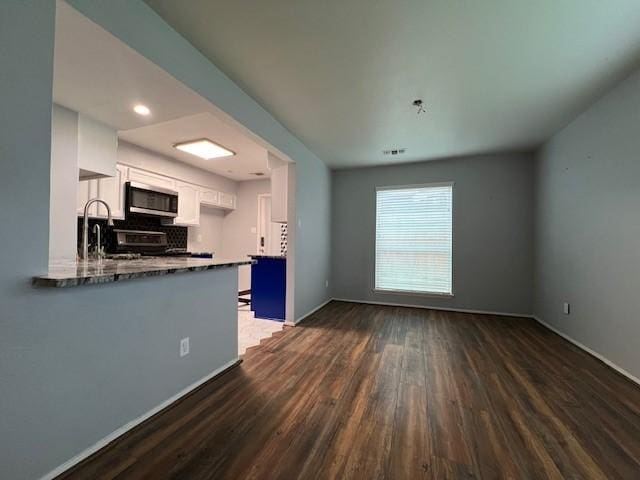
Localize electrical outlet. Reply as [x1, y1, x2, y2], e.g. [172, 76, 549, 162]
[180, 337, 190, 357]
[563, 302, 570, 315]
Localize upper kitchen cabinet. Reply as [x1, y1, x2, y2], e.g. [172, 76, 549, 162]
[77, 113, 118, 180]
[172, 181, 200, 226]
[77, 164, 127, 219]
[218, 191, 236, 210]
[200, 187, 236, 210]
[270, 163, 289, 223]
[200, 188, 219, 207]
[96, 164, 127, 219]
[128, 167, 176, 190]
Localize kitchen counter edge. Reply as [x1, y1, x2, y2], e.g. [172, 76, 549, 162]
[32, 258, 255, 288]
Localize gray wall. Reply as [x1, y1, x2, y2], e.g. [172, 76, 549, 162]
[533, 66, 640, 381]
[2, 9, 238, 480]
[0, 1, 330, 478]
[332, 154, 534, 315]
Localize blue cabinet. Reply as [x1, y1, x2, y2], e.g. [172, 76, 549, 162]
[250, 256, 286, 321]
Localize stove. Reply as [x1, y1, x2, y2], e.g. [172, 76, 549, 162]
[111, 229, 193, 256]
[109, 229, 212, 258]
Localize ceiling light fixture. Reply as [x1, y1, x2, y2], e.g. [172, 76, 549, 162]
[133, 104, 151, 116]
[174, 139, 235, 160]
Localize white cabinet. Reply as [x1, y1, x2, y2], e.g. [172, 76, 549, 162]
[200, 189, 219, 206]
[76, 164, 237, 225]
[270, 164, 289, 223]
[173, 182, 200, 226]
[218, 192, 236, 209]
[77, 179, 98, 217]
[77, 165, 127, 219]
[96, 164, 127, 219]
[127, 168, 176, 190]
[200, 187, 236, 210]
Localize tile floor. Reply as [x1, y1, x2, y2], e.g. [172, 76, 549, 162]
[238, 304, 284, 355]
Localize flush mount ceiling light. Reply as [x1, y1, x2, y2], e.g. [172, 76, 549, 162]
[133, 104, 151, 116]
[174, 139, 235, 160]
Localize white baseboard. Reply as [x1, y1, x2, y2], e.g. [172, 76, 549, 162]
[332, 297, 532, 319]
[39, 358, 240, 480]
[532, 316, 640, 387]
[286, 298, 333, 326]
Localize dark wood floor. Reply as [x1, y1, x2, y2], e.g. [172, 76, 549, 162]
[59, 301, 640, 479]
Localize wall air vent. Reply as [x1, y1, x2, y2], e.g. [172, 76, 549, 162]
[383, 148, 406, 156]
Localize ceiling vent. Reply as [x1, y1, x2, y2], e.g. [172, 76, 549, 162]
[383, 148, 406, 156]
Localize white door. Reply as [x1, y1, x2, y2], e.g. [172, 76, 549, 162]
[257, 195, 282, 256]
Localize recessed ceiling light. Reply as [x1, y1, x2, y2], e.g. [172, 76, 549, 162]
[174, 139, 235, 160]
[133, 104, 151, 116]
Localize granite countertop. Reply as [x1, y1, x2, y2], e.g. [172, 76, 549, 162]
[249, 255, 287, 259]
[33, 257, 254, 288]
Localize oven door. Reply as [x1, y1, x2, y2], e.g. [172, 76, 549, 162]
[126, 182, 179, 218]
[113, 229, 168, 254]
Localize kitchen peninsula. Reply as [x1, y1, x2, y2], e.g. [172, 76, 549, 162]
[33, 256, 253, 288]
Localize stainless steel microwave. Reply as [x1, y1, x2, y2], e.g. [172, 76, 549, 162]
[125, 181, 179, 218]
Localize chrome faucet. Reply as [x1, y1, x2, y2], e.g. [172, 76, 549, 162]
[81, 199, 114, 260]
[92, 223, 103, 259]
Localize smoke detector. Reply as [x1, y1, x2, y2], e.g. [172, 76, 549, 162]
[383, 148, 406, 156]
[413, 99, 426, 114]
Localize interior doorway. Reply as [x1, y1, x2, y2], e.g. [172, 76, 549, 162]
[238, 193, 288, 355]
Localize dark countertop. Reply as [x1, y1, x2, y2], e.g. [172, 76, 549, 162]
[33, 257, 254, 288]
[249, 255, 287, 260]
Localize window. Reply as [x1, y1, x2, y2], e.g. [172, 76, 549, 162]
[375, 183, 453, 295]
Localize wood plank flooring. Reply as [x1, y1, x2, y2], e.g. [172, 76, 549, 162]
[58, 301, 640, 479]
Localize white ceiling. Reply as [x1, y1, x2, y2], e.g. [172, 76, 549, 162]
[145, 0, 640, 168]
[53, 1, 271, 181]
[119, 113, 270, 179]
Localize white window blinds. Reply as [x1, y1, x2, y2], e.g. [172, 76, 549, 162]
[375, 183, 453, 295]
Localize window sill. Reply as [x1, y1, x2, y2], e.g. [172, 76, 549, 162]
[373, 288, 455, 298]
